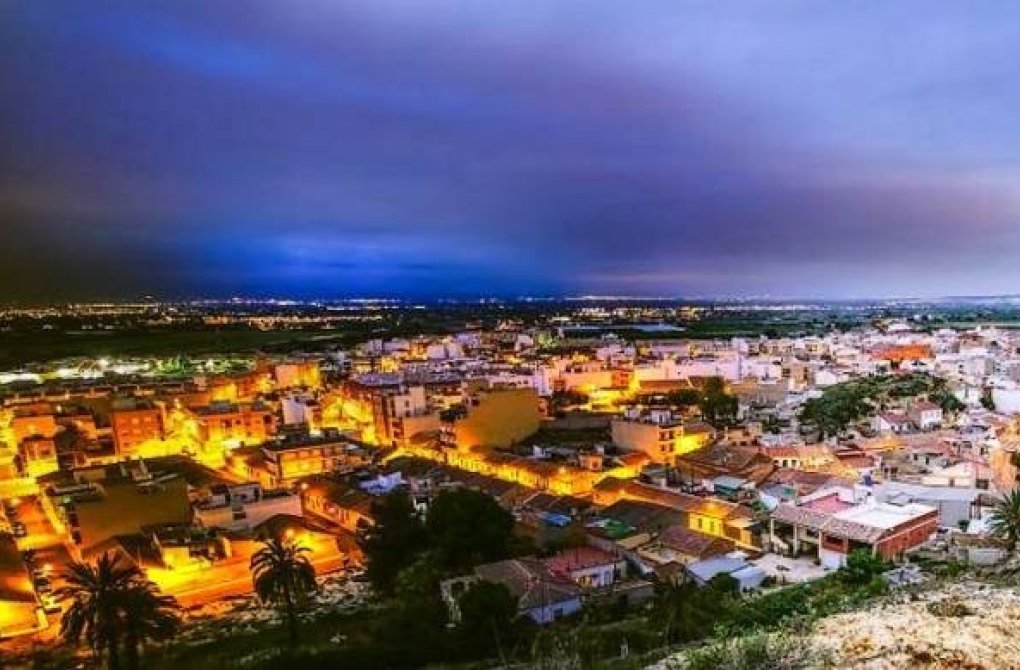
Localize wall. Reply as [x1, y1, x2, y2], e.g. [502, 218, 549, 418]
[195, 494, 302, 531]
[453, 388, 541, 449]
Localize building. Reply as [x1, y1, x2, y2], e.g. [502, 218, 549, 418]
[10, 410, 58, 445]
[764, 444, 841, 472]
[194, 483, 303, 532]
[592, 479, 759, 548]
[909, 401, 944, 430]
[0, 533, 39, 638]
[634, 523, 736, 571]
[768, 486, 938, 569]
[450, 387, 541, 449]
[611, 410, 714, 464]
[441, 557, 584, 625]
[238, 432, 374, 488]
[685, 554, 767, 591]
[543, 546, 627, 589]
[281, 394, 323, 430]
[109, 401, 164, 455]
[302, 477, 376, 532]
[195, 402, 276, 449]
[44, 461, 194, 554]
[873, 412, 914, 435]
[371, 385, 442, 448]
[17, 435, 58, 478]
[150, 523, 232, 571]
[872, 481, 981, 529]
[273, 361, 322, 389]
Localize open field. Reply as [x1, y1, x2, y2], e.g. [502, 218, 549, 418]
[0, 329, 353, 369]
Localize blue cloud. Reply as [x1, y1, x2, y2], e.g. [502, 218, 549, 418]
[2, 1, 1020, 301]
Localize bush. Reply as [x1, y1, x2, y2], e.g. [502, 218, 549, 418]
[839, 550, 889, 586]
[926, 597, 973, 618]
[677, 631, 829, 670]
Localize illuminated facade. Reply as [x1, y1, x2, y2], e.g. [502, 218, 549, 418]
[450, 387, 541, 450]
[110, 402, 164, 455]
[611, 412, 714, 464]
[195, 402, 276, 449]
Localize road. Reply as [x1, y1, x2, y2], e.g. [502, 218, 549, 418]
[10, 496, 65, 551]
[156, 543, 347, 608]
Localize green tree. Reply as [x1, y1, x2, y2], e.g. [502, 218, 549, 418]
[251, 538, 318, 646]
[120, 581, 180, 670]
[990, 490, 1020, 550]
[57, 552, 174, 670]
[839, 549, 888, 585]
[361, 490, 428, 595]
[549, 390, 589, 415]
[666, 388, 702, 408]
[369, 553, 452, 666]
[456, 580, 519, 658]
[698, 377, 739, 428]
[652, 574, 737, 645]
[981, 386, 996, 411]
[426, 488, 515, 569]
[55, 423, 93, 455]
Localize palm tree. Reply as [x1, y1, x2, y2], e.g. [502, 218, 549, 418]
[121, 580, 180, 670]
[990, 490, 1020, 550]
[250, 538, 318, 645]
[57, 552, 139, 670]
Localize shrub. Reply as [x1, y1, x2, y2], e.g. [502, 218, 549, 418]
[677, 631, 828, 670]
[926, 597, 973, 618]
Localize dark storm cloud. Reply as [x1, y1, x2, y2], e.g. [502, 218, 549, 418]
[1, 1, 1019, 301]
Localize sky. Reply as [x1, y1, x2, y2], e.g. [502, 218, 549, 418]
[3, 1, 1020, 302]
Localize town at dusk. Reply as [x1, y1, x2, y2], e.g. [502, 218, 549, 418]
[4, 2, 1020, 669]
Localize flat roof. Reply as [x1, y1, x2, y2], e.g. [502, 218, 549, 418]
[833, 501, 936, 530]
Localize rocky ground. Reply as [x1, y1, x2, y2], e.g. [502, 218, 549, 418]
[811, 580, 1020, 669]
[649, 579, 1020, 670]
[177, 570, 371, 646]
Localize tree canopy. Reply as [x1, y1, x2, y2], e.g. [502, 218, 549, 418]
[426, 488, 515, 570]
[362, 487, 517, 595]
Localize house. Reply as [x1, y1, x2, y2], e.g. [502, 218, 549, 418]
[194, 401, 276, 449]
[611, 410, 714, 464]
[763, 444, 842, 473]
[448, 387, 541, 449]
[194, 483, 302, 532]
[873, 412, 913, 435]
[246, 431, 374, 488]
[634, 523, 735, 575]
[591, 479, 759, 549]
[301, 477, 376, 532]
[685, 554, 767, 591]
[148, 523, 232, 571]
[543, 546, 626, 589]
[252, 513, 358, 565]
[873, 481, 982, 529]
[921, 460, 991, 490]
[909, 402, 944, 430]
[18, 435, 59, 478]
[43, 460, 194, 554]
[441, 558, 583, 625]
[109, 400, 164, 456]
[768, 487, 938, 569]
[674, 443, 776, 485]
[759, 468, 855, 505]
